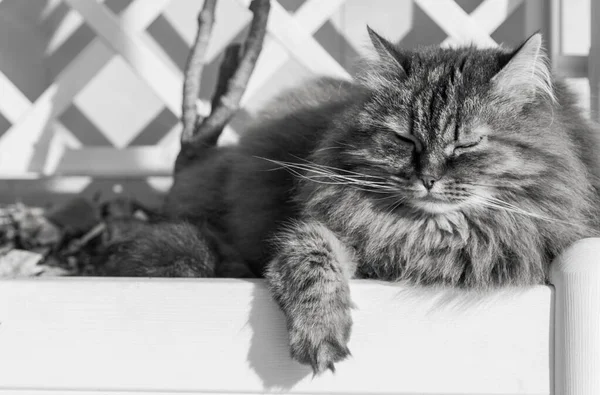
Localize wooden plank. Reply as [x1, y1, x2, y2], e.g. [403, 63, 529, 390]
[0, 239, 598, 394]
[0, 278, 551, 394]
[551, 238, 600, 394]
[416, 0, 497, 48]
[0, 392, 242, 395]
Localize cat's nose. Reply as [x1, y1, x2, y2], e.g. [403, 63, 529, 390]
[420, 175, 437, 190]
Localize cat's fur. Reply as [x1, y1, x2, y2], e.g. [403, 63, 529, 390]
[109, 30, 600, 374]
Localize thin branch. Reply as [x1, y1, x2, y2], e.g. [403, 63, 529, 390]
[191, 0, 271, 147]
[181, 0, 218, 143]
[175, 43, 243, 173]
[210, 44, 242, 124]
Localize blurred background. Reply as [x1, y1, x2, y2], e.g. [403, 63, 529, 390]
[0, 0, 594, 207]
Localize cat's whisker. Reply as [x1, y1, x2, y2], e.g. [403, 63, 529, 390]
[461, 181, 523, 190]
[476, 194, 563, 222]
[468, 193, 598, 235]
[287, 154, 390, 181]
[256, 158, 338, 178]
[257, 157, 399, 192]
[480, 195, 535, 212]
[472, 198, 570, 227]
[301, 175, 396, 194]
[474, 196, 556, 221]
[315, 141, 358, 151]
[258, 157, 399, 194]
[290, 172, 375, 189]
[261, 159, 360, 180]
[390, 175, 410, 182]
[306, 171, 396, 189]
[387, 197, 408, 213]
[305, 166, 388, 185]
[372, 194, 410, 215]
[313, 146, 346, 153]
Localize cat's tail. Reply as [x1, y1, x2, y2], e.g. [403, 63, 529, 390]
[101, 221, 216, 277]
[101, 220, 255, 278]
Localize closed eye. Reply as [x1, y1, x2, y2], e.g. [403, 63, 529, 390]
[456, 141, 479, 149]
[454, 136, 484, 153]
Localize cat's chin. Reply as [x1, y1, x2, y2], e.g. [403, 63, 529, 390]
[411, 199, 461, 214]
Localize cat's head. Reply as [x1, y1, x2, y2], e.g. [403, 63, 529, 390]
[322, 29, 584, 217]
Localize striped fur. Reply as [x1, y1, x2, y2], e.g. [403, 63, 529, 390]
[264, 32, 600, 373]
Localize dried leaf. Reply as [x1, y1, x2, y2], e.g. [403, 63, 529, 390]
[31, 217, 62, 246]
[0, 249, 44, 278]
[0, 197, 160, 277]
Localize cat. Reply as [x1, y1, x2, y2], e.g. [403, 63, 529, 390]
[107, 28, 600, 375]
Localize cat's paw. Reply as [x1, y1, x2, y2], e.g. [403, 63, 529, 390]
[287, 308, 352, 375]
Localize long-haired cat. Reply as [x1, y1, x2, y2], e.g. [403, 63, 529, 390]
[107, 29, 600, 374]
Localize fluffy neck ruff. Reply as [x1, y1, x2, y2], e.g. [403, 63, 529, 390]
[305, 188, 553, 289]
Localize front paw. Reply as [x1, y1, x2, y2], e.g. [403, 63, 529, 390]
[288, 307, 352, 375]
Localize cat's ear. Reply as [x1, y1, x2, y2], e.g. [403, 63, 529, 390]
[367, 26, 408, 75]
[491, 33, 555, 102]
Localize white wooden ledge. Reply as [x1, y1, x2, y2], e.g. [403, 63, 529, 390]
[0, 239, 599, 394]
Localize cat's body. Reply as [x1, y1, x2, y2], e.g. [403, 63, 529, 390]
[107, 31, 600, 374]
[163, 78, 364, 276]
[167, 45, 600, 285]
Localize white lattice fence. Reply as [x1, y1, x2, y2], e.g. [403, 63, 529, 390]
[0, 0, 592, 203]
[0, 0, 359, 179]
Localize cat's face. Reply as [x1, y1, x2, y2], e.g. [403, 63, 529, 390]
[335, 31, 558, 215]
